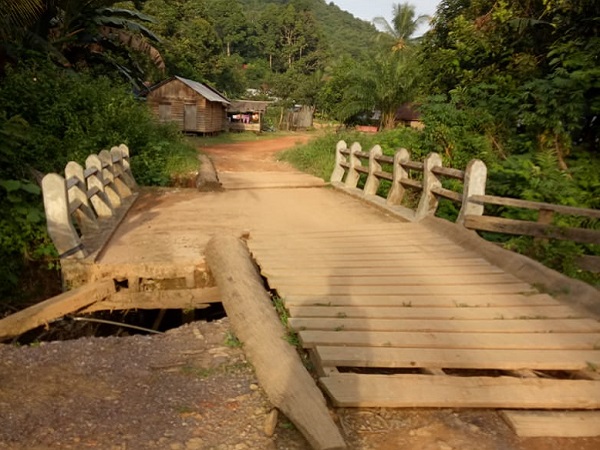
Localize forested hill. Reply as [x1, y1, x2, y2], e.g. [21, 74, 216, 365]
[239, 0, 381, 60]
[139, 0, 381, 97]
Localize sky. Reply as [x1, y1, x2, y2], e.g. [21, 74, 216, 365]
[331, 1, 441, 35]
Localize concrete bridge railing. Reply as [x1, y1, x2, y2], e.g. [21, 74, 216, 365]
[42, 144, 138, 260]
[331, 140, 600, 255]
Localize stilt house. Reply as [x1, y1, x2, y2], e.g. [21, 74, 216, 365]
[146, 76, 230, 134]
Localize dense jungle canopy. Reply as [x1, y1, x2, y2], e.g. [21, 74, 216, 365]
[0, 0, 598, 306]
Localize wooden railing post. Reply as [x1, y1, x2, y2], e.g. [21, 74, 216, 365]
[42, 173, 86, 259]
[387, 148, 410, 205]
[65, 161, 98, 234]
[415, 152, 443, 220]
[364, 145, 383, 196]
[344, 142, 362, 189]
[456, 159, 487, 225]
[330, 140, 347, 183]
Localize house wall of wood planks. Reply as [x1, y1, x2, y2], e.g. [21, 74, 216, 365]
[146, 79, 227, 133]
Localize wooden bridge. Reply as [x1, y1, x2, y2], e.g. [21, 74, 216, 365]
[2, 138, 600, 444]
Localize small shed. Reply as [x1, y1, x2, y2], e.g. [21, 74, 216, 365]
[146, 76, 230, 134]
[395, 103, 424, 129]
[227, 100, 271, 132]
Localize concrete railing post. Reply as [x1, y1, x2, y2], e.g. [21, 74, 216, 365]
[387, 148, 410, 205]
[118, 144, 138, 189]
[415, 152, 443, 220]
[101, 149, 131, 199]
[330, 140, 347, 183]
[456, 159, 487, 225]
[42, 173, 87, 259]
[344, 142, 362, 189]
[65, 161, 98, 234]
[98, 150, 126, 204]
[87, 154, 121, 209]
[364, 145, 383, 196]
[85, 154, 115, 217]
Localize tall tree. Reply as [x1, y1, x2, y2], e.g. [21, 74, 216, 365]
[373, 2, 430, 51]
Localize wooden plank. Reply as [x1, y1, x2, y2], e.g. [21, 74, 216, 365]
[0, 280, 115, 340]
[261, 265, 506, 277]
[288, 305, 578, 320]
[275, 283, 536, 296]
[315, 346, 600, 371]
[464, 215, 600, 245]
[469, 194, 600, 219]
[299, 330, 600, 350]
[80, 287, 220, 313]
[254, 258, 493, 270]
[431, 186, 463, 203]
[431, 166, 465, 180]
[270, 273, 522, 287]
[288, 318, 600, 334]
[256, 253, 484, 264]
[320, 374, 600, 408]
[501, 411, 600, 437]
[253, 244, 464, 256]
[249, 237, 452, 250]
[284, 293, 560, 307]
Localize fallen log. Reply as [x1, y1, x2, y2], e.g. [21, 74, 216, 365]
[0, 280, 115, 340]
[196, 154, 223, 192]
[205, 235, 346, 450]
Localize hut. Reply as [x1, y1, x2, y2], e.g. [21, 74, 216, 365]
[227, 100, 271, 132]
[395, 103, 424, 129]
[146, 76, 230, 134]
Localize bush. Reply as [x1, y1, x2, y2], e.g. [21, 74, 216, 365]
[0, 60, 198, 308]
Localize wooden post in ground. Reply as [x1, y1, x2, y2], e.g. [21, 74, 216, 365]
[344, 142, 362, 189]
[330, 140, 347, 183]
[205, 235, 347, 450]
[41, 173, 87, 259]
[416, 152, 443, 220]
[456, 159, 487, 226]
[363, 145, 383, 196]
[387, 148, 410, 205]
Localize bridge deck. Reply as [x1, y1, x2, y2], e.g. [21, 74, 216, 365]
[247, 224, 600, 409]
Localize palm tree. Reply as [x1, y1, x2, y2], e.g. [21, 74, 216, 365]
[373, 2, 430, 51]
[336, 50, 418, 130]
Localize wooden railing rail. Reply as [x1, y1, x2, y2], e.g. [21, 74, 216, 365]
[330, 139, 599, 250]
[42, 144, 138, 260]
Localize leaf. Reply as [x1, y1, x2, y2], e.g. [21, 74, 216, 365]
[0, 179, 21, 192]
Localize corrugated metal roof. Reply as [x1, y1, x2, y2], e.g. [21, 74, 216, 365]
[175, 76, 230, 105]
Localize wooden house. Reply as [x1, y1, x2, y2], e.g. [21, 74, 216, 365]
[146, 76, 230, 134]
[395, 103, 424, 129]
[227, 100, 271, 132]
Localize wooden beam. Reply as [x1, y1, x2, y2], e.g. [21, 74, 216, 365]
[468, 195, 600, 219]
[315, 346, 600, 371]
[299, 330, 600, 350]
[464, 215, 600, 245]
[0, 280, 115, 340]
[289, 317, 600, 334]
[320, 374, 600, 409]
[80, 287, 220, 313]
[205, 235, 346, 450]
[288, 305, 579, 320]
[501, 410, 600, 437]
